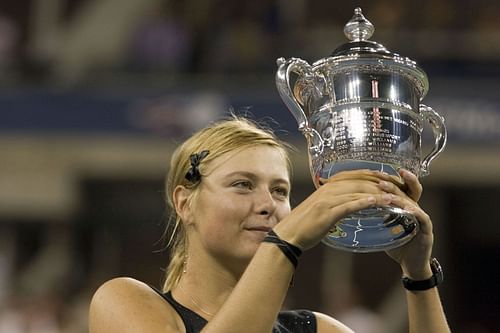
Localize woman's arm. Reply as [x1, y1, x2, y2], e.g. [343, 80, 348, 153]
[405, 287, 450, 333]
[211, 169, 451, 333]
[380, 170, 451, 332]
[201, 170, 396, 333]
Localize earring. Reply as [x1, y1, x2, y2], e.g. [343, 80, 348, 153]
[183, 255, 188, 274]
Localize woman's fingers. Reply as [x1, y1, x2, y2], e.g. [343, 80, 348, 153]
[321, 169, 407, 189]
[318, 169, 423, 217]
[372, 171, 406, 189]
[288, 170, 426, 250]
[399, 169, 423, 201]
[404, 204, 433, 235]
[281, 192, 392, 250]
[385, 195, 433, 235]
[371, 169, 423, 203]
[325, 192, 393, 219]
[321, 169, 393, 185]
[377, 179, 409, 200]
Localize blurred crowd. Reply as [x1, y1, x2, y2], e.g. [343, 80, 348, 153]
[0, 0, 499, 84]
[0, 224, 90, 333]
[1, 1, 500, 332]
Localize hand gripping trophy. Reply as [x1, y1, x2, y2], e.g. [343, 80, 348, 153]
[276, 8, 447, 252]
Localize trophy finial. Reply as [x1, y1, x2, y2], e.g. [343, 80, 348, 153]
[344, 7, 374, 42]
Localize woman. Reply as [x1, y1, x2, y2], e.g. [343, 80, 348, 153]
[89, 116, 450, 333]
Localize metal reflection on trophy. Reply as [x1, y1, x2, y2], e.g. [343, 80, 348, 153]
[276, 8, 447, 252]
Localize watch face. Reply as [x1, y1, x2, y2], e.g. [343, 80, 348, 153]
[430, 258, 442, 272]
[430, 258, 444, 284]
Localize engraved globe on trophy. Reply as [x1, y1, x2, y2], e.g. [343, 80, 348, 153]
[276, 8, 447, 252]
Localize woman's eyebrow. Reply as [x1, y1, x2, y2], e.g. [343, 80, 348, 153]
[224, 171, 257, 179]
[224, 171, 290, 185]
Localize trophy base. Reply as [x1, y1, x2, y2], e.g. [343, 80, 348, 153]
[321, 206, 418, 252]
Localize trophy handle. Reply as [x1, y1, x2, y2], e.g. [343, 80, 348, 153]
[276, 57, 324, 156]
[276, 57, 313, 131]
[419, 104, 447, 176]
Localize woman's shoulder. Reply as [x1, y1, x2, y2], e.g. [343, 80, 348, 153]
[89, 277, 182, 333]
[312, 312, 354, 333]
[91, 277, 162, 304]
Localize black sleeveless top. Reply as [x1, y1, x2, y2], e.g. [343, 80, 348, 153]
[154, 289, 317, 333]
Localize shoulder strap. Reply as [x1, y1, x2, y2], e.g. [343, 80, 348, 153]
[275, 310, 317, 333]
[149, 286, 208, 333]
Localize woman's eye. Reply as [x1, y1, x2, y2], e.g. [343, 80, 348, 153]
[273, 187, 289, 198]
[233, 181, 252, 189]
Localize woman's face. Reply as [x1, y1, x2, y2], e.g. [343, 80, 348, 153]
[188, 145, 291, 266]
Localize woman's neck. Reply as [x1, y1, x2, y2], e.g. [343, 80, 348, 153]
[171, 250, 246, 319]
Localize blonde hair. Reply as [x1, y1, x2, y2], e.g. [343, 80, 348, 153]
[163, 116, 292, 291]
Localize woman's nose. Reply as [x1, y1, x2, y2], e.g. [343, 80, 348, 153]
[255, 189, 277, 216]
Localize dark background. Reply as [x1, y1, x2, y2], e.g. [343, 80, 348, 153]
[0, 1, 499, 332]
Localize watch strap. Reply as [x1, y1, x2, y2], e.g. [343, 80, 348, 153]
[402, 258, 443, 291]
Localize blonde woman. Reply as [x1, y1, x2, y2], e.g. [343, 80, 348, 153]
[89, 116, 450, 333]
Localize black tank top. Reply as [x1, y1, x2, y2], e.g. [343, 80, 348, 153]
[154, 289, 317, 333]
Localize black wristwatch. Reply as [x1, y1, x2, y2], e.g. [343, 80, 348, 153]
[402, 258, 443, 291]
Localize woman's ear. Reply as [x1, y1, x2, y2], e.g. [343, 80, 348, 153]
[173, 185, 193, 225]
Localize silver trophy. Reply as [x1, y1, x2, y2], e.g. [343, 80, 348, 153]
[276, 8, 447, 252]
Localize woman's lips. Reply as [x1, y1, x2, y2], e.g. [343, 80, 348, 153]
[245, 226, 272, 233]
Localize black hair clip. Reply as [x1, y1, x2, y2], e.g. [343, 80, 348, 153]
[185, 150, 209, 183]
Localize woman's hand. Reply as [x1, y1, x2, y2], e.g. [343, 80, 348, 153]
[273, 169, 401, 251]
[379, 169, 435, 280]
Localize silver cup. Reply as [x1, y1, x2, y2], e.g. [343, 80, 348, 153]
[276, 8, 447, 252]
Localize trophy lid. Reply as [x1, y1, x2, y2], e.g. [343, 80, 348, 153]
[323, 8, 429, 98]
[332, 8, 392, 56]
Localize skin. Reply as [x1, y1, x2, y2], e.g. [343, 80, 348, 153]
[180, 145, 292, 280]
[89, 145, 450, 333]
